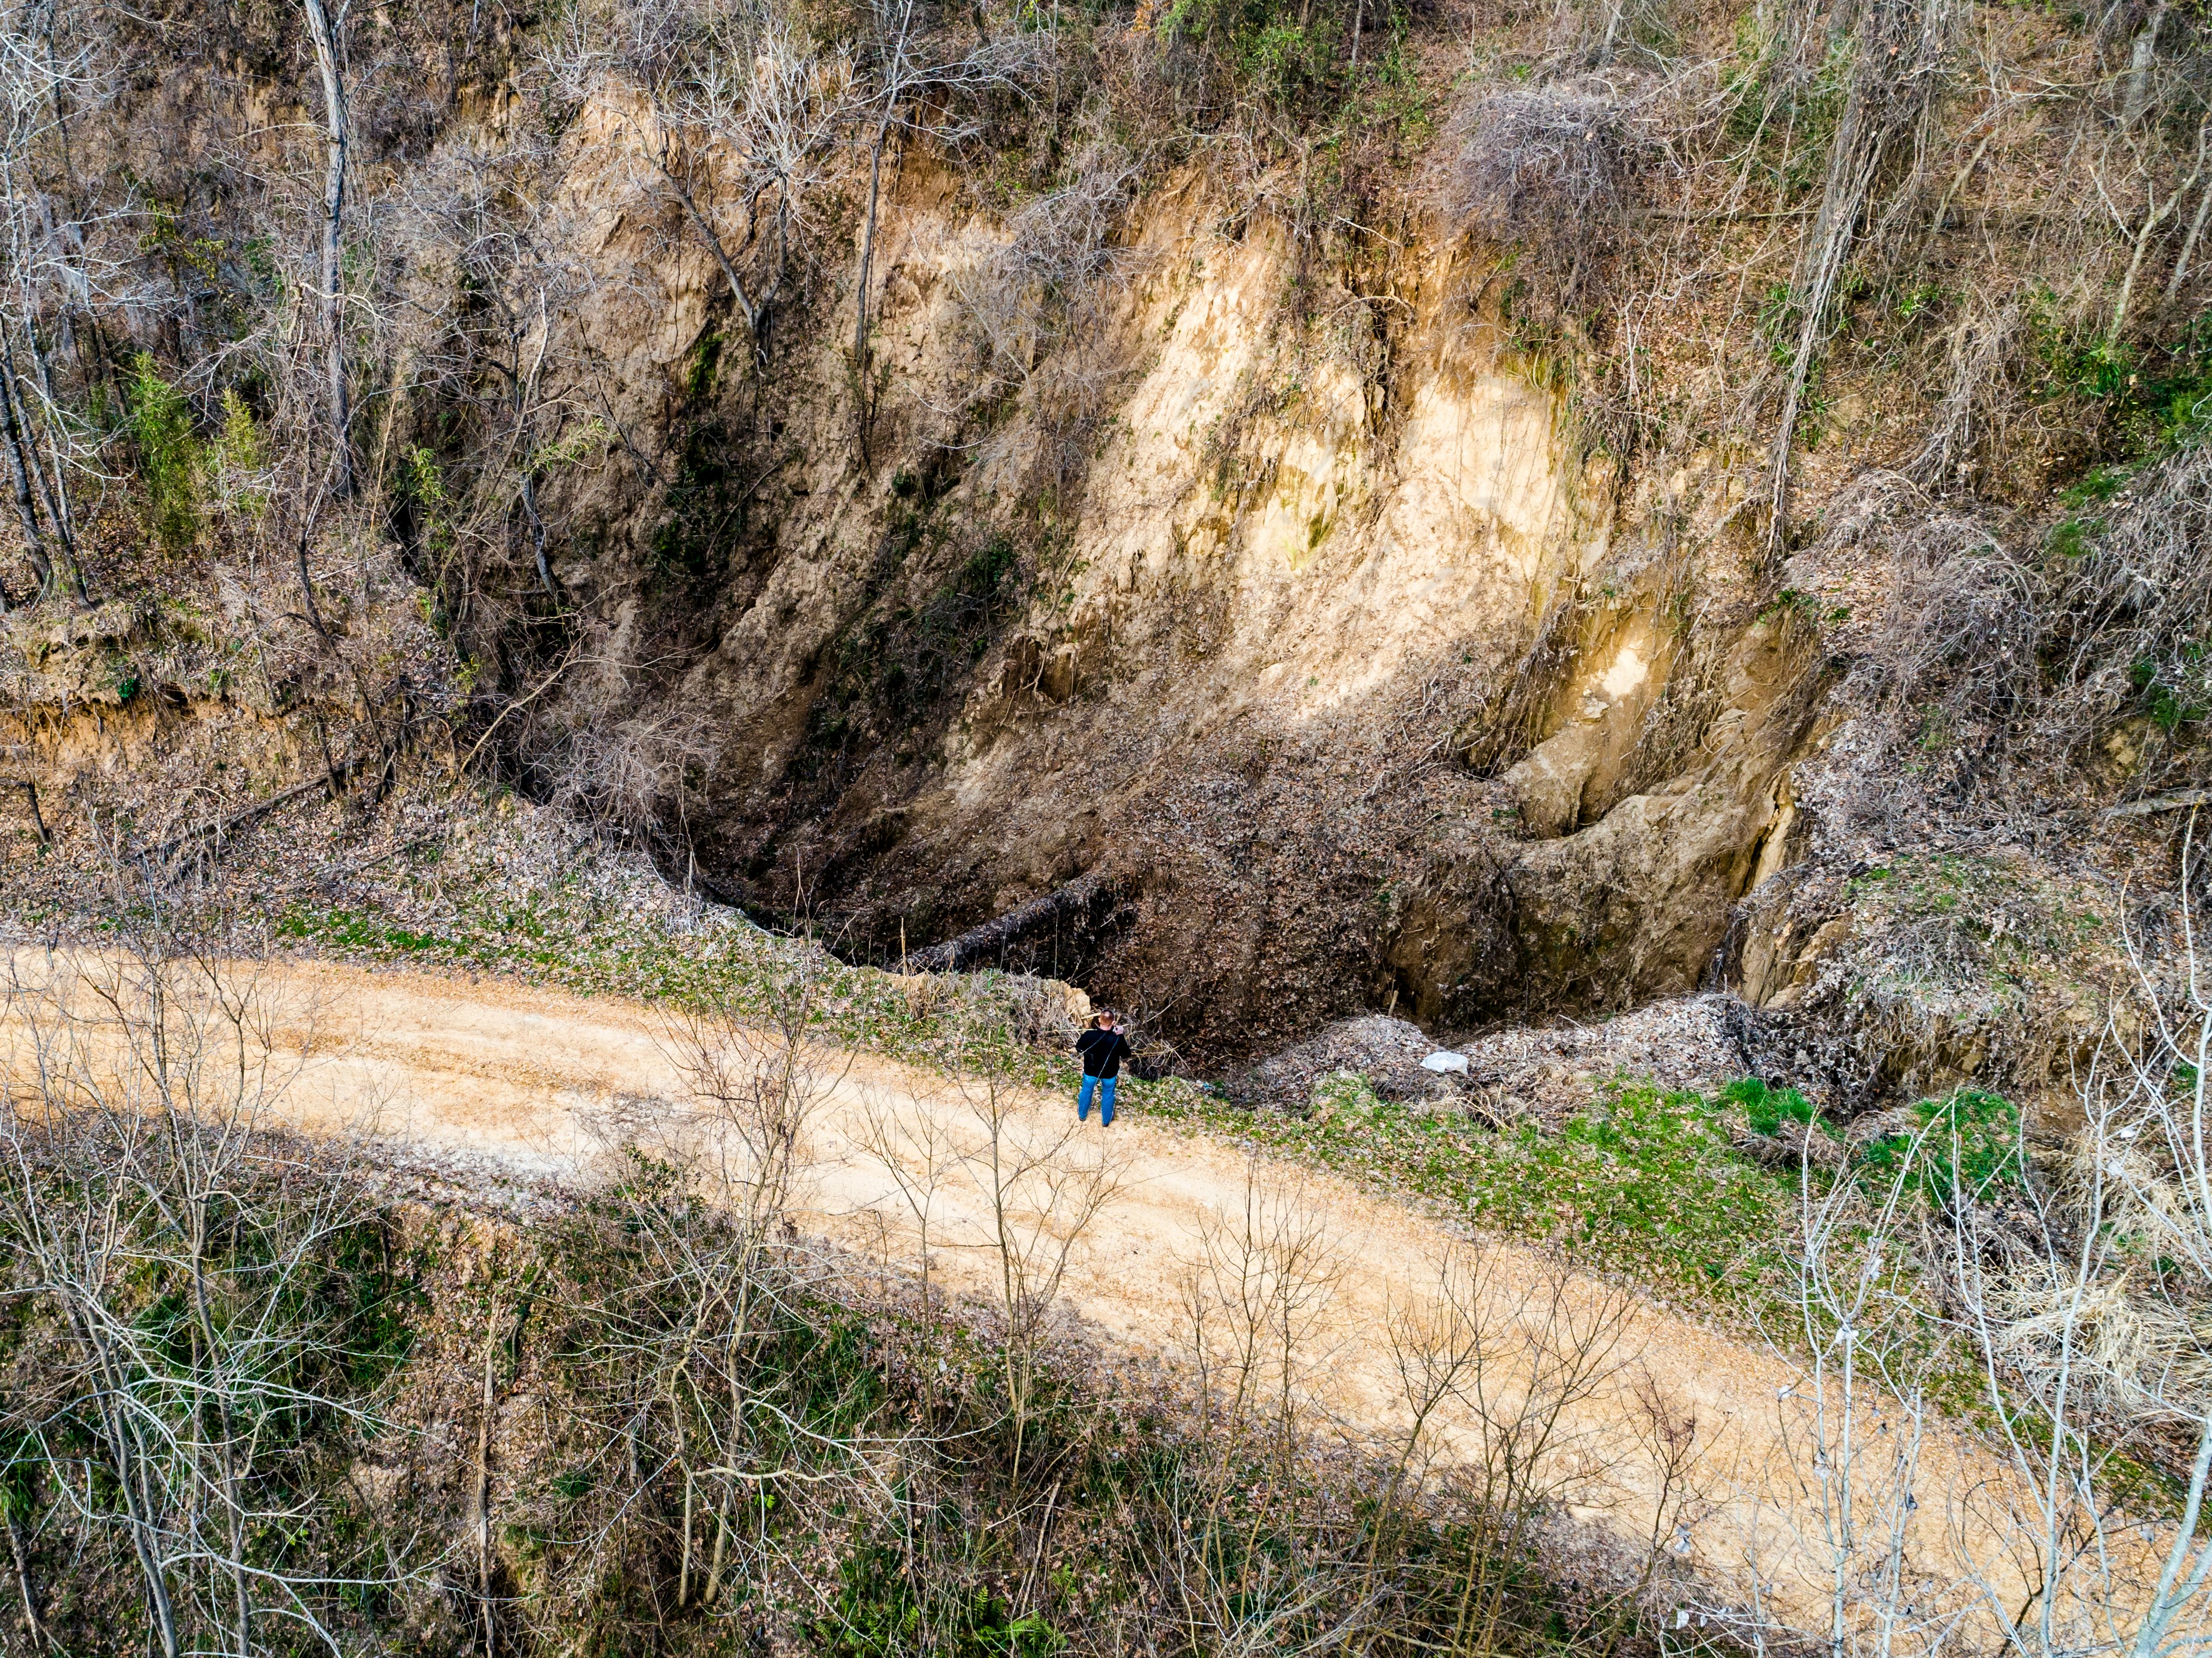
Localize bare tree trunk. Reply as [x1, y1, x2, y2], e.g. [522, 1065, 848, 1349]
[301, 0, 353, 497]
[1595, 0, 1626, 64]
[296, 465, 332, 638]
[17, 778, 47, 844]
[852, 117, 889, 456]
[184, 1214, 255, 1657]
[474, 1301, 502, 1658]
[1, 332, 82, 601]
[904, 870, 1113, 972]
[521, 469, 552, 594]
[660, 161, 762, 338]
[0, 357, 51, 594]
[5, 1509, 46, 1653]
[1764, 2, 1899, 561]
[2120, 0, 2166, 127]
[16, 316, 76, 560]
[2112, 118, 2205, 339]
[75, 1310, 184, 1658]
[515, 292, 555, 595]
[0, 149, 78, 600]
[754, 197, 794, 366]
[2112, 192, 2180, 340]
[854, 122, 887, 346]
[2168, 173, 2212, 300]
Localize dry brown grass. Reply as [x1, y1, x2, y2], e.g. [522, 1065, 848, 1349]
[1437, 83, 1661, 310]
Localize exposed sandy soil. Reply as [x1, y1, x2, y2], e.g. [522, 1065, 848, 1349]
[1, 953, 2172, 1645]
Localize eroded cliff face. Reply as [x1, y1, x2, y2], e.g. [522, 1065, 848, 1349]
[0, 51, 2152, 1124]
[527, 129, 1821, 1061]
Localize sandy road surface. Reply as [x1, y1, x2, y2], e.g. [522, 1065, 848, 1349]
[1, 955, 2169, 1642]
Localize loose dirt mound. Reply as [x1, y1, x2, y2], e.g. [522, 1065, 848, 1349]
[1237, 1012, 1446, 1104]
[1454, 995, 1753, 1123]
[1242, 996, 1761, 1122]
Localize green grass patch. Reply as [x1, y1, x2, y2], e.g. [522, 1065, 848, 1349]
[1856, 1088, 2023, 1209]
[1146, 1075, 1812, 1313]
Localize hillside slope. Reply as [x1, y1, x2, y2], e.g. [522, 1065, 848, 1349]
[6, 949, 2181, 1646]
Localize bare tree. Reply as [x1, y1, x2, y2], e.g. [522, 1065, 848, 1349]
[2104, 112, 2210, 340]
[573, 949, 888, 1618]
[947, 139, 1137, 416]
[847, 0, 1052, 452]
[1169, 1164, 1359, 1658]
[1180, 1162, 1345, 1490]
[1760, 0, 1953, 560]
[544, 0, 856, 364]
[298, 0, 352, 496]
[1738, 853, 2212, 1655]
[386, 124, 608, 609]
[683, 8, 856, 360]
[0, 1, 103, 603]
[1432, 1251, 1639, 1656]
[0, 938, 402, 1657]
[958, 1060, 1124, 1483]
[856, 1079, 965, 1411]
[1972, 856, 2212, 1657]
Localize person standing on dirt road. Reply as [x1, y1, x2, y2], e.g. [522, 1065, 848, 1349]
[1075, 1010, 1131, 1127]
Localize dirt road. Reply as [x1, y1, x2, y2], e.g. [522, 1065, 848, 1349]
[1, 953, 2162, 1643]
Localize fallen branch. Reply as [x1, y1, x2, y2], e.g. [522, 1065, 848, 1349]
[2, 776, 50, 845]
[2105, 788, 2212, 820]
[150, 755, 367, 863]
[905, 870, 1117, 974]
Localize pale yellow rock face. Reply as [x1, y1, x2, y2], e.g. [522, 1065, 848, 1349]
[543, 142, 1599, 753]
[1503, 618, 1663, 838]
[1053, 223, 1581, 716]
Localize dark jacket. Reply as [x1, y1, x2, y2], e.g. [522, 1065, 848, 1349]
[1076, 1027, 1131, 1079]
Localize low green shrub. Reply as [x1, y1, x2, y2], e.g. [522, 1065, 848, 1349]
[126, 352, 201, 554]
[1857, 1088, 2024, 1208]
[1720, 1076, 1833, 1139]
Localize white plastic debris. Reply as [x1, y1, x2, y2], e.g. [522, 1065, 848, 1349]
[1419, 1051, 1469, 1074]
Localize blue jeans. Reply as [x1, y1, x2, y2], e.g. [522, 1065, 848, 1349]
[1078, 1072, 1117, 1126]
